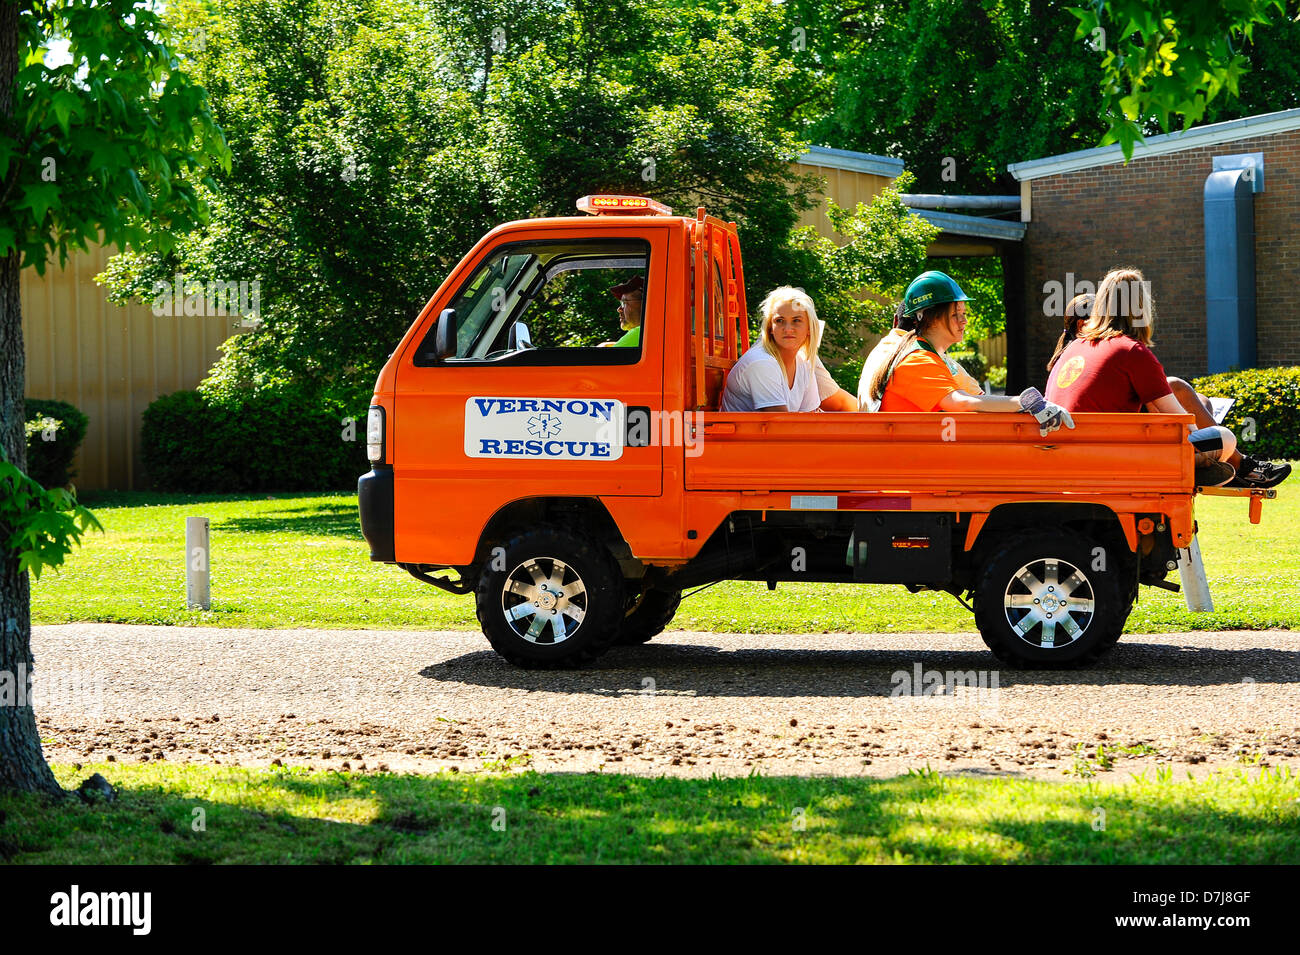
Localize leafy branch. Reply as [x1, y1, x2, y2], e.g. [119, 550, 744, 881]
[0, 448, 101, 580]
[1070, 0, 1291, 159]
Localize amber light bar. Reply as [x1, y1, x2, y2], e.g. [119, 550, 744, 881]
[576, 194, 673, 216]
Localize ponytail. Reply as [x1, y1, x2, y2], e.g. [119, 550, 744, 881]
[868, 329, 920, 405]
[868, 301, 948, 404]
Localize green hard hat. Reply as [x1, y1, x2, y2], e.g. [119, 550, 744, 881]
[902, 270, 970, 316]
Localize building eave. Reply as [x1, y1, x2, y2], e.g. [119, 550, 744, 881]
[797, 145, 905, 179]
[1007, 107, 1300, 181]
[916, 209, 1026, 242]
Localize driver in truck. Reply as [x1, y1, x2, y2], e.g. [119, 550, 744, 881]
[604, 274, 644, 347]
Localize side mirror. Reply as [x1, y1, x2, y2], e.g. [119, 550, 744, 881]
[434, 308, 457, 359]
[512, 321, 532, 349]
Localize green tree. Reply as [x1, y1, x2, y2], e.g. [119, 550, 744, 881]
[782, 0, 1300, 189]
[1071, 0, 1295, 158]
[102, 0, 822, 406]
[0, 0, 225, 795]
[783, 0, 1107, 193]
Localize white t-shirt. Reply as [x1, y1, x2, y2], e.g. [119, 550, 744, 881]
[721, 345, 820, 412]
[812, 356, 838, 402]
[858, 329, 907, 411]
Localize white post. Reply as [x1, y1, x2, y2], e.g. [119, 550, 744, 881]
[186, 517, 210, 610]
[1177, 536, 1213, 612]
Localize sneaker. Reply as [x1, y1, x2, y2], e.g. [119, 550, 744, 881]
[1194, 459, 1235, 488]
[1228, 456, 1292, 489]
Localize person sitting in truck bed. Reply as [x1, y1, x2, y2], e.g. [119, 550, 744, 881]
[864, 270, 1074, 434]
[1046, 292, 1093, 374]
[1046, 267, 1290, 489]
[858, 301, 982, 411]
[721, 286, 825, 412]
[1047, 286, 1287, 489]
[1051, 292, 1207, 415]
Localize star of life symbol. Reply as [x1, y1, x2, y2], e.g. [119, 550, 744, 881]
[527, 412, 563, 439]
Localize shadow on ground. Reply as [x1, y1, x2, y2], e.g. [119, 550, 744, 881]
[1, 764, 1295, 864]
[214, 503, 362, 538]
[420, 639, 1300, 697]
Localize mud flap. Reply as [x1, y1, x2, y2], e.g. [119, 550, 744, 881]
[1176, 536, 1214, 612]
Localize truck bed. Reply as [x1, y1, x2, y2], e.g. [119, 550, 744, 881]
[653, 411, 1202, 562]
[687, 411, 1193, 493]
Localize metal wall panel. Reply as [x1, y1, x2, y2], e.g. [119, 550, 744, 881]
[20, 243, 240, 490]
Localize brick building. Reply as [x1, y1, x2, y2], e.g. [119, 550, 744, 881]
[1008, 108, 1300, 391]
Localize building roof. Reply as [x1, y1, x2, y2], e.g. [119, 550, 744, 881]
[914, 209, 1026, 242]
[797, 145, 905, 178]
[1007, 107, 1300, 181]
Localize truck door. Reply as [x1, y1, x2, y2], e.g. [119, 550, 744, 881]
[391, 226, 667, 563]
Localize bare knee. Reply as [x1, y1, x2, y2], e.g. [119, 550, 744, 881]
[1168, 376, 1199, 404]
[1169, 376, 1214, 416]
[1195, 425, 1236, 461]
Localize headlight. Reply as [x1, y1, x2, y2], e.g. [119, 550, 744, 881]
[367, 406, 385, 463]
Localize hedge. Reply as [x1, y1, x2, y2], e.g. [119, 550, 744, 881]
[1191, 366, 1300, 461]
[24, 398, 89, 488]
[141, 387, 370, 492]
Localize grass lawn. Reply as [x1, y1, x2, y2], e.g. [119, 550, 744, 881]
[30, 485, 1299, 633]
[0, 762, 1293, 864]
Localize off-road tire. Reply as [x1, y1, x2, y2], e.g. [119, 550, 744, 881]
[475, 528, 624, 669]
[615, 588, 683, 645]
[973, 529, 1127, 669]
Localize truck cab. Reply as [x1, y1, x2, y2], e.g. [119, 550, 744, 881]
[359, 195, 1273, 670]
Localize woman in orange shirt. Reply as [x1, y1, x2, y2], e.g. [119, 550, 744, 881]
[865, 271, 1073, 434]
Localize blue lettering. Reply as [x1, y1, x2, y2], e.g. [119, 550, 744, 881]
[518, 399, 538, 412]
[473, 398, 496, 417]
[541, 399, 564, 413]
[504, 439, 524, 454]
[565, 442, 588, 456]
[525, 439, 542, 455]
[590, 401, 614, 421]
[590, 443, 611, 457]
[479, 438, 502, 453]
[544, 441, 564, 456]
[567, 400, 588, 416]
[499, 399, 517, 413]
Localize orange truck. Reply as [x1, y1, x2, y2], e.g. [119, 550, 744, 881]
[358, 195, 1273, 669]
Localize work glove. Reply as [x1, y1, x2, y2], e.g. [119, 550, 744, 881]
[1018, 387, 1075, 437]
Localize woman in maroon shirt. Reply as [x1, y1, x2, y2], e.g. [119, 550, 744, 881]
[1048, 292, 1236, 436]
[1046, 268, 1289, 489]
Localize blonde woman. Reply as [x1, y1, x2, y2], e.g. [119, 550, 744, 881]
[721, 286, 824, 412]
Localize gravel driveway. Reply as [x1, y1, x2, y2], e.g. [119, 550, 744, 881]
[31, 623, 1300, 779]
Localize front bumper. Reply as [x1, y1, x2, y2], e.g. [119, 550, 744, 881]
[358, 466, 395, 561]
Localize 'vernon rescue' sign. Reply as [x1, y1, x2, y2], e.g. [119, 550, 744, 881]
[465, 397, 625, 460]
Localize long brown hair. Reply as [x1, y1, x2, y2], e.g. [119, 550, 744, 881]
[866, 301, 955, 405]
[1046, 293, 1093, 372]
[1084, 268, 1155, 345]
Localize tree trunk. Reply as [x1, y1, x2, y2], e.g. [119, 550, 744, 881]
[0, 0, 63, 795]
